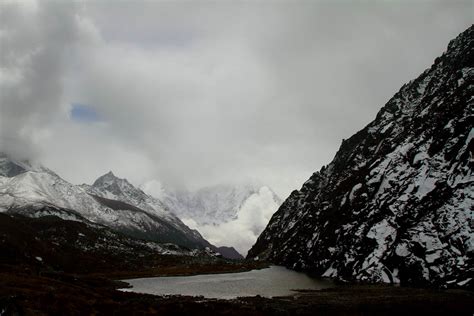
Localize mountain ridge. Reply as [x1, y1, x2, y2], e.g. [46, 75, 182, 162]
[0, 156, 214, 250]
[247, 25, 473, 288]
[160, 182, 281, 226]
[156, 182, 281, 256]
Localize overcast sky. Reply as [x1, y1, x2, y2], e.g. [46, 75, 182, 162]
[1, 0, 472, 198]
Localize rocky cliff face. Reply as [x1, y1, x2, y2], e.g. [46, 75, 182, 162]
[248, 26, 473, 288]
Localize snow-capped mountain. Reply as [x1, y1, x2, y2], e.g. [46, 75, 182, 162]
[0, 155, 113, 222]
[248, 26, 473, 288]
[82, 171, 212, 249]
[0, 155, 212, 250]
[148, 182, 281, 257]
[84, 171, 177, 224]
[0, 155, 31, 177]
[160, 182, 281, 226]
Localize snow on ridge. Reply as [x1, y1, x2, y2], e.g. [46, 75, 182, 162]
[248, 26, 474, 288]
[0, 159, 213, 250]
[156, 182, 282, 256]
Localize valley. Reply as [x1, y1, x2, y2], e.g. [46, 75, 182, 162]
[0, 2, 472, 315]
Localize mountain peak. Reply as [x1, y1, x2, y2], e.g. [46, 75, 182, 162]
[0, 154, 40, 177]
[92, 171, 122, 186]
[101, 170, 118, 179]
[105, 170, 115, 177]
[89, 171, 171, 216]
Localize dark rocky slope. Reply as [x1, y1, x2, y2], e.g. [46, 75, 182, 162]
[90, 193, 214, 250]
[248, 26, 473, 288]
[0, 212, 259, 278]
[215, 246, 244, 260]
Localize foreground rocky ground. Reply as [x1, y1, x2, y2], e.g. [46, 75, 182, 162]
[1, 269, 473, 316]
[0, 214, 472, 315]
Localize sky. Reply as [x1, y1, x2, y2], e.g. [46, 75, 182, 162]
[0, 0, 472, 199]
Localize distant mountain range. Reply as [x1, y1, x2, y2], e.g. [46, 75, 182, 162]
[0, 155, 241, 258]
[155, 182, 281, 257]
[161, 182, 281, 225]
[248, 26, 473, 288]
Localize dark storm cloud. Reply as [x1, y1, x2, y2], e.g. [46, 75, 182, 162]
[0, 0, 472, 196]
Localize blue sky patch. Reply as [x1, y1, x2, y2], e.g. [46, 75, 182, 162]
[70, 103, 102, 123]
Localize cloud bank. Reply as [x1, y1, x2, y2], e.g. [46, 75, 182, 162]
[0, 0, 472, 199]
[181, 186, 280, 256]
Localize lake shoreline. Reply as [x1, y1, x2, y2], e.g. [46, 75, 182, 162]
[119, 265, 335, 299]
[2, 263, 473, 315]
[111, 260, 270, 281]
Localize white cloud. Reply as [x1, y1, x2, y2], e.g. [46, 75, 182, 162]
[182, 187, 280, 256]
[141, 179, 166, 201]
[1, 0, 472, 199]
